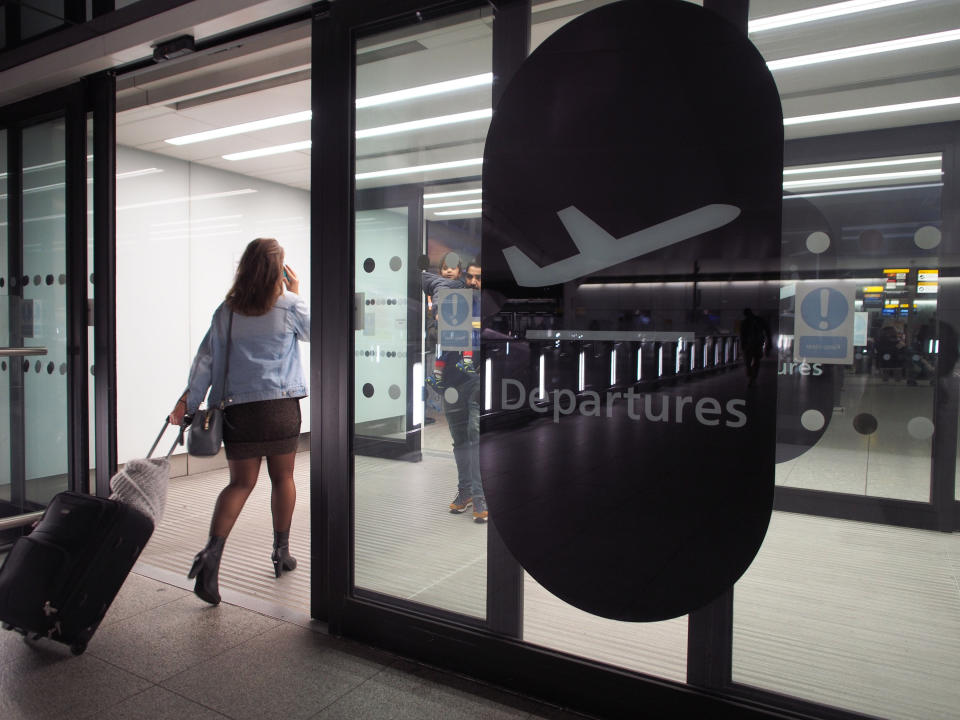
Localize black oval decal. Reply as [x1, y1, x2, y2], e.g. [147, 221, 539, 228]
[481, 0, 783, 621]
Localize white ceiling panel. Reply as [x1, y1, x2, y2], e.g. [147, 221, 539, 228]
[117, 111, 222, 147]
[176, 83, 310, 127]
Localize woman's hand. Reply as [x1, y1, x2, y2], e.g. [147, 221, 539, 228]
[168, 394, 188, 425]
[283, 264, 300, 295]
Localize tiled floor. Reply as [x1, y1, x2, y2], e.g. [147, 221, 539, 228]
[0, 572, 594, 720]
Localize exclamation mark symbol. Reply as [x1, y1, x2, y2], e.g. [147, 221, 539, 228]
[819, 288, 830, 329]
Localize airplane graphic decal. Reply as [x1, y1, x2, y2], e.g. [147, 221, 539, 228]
[502, 203, 741, 287]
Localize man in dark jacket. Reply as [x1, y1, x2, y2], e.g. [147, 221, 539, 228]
[422, 258, 487, 523]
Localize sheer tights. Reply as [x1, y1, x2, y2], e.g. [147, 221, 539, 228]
[209, 451, 298, 538]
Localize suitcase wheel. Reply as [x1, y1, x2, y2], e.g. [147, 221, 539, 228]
[70, 641, 87, 656]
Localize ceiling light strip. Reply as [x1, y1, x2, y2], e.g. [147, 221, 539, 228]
[424, 189, 482, 199]
[784, 156, 940, 175]
[166, 111, 311, 146]
[116, 168, 164, 180]
[434, 208, 483, 216]
[782, 182, 942, 199]
[224, 141, 311, 161]
[768, 28, 960, 70]
[223, 109, 495, 160]
[167, 75, 493, 147]
[356, 158, 482, 181]
[749, 0, 918, 34]
[356, 109, 492, 139]
[783, 168, 941, 188]
[423, 199, 483, 209]
[784, 96, 960, 125]
[356, 73, 492, 109]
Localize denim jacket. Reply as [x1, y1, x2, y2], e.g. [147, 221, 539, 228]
[185, 291, 310, 414]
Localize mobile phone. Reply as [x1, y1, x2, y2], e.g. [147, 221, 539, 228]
[283, 268, 290, 281]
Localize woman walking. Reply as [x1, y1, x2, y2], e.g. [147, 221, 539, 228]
[168, 237, 310, 605]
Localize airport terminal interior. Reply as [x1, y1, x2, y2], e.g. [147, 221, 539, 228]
[2, 1, 960, 719]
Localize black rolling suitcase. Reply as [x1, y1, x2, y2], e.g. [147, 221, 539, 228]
[0, 421, 179, 655]
[0, 493, 154, 655]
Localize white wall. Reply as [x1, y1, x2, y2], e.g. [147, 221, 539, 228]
[115, 146, 310, 463]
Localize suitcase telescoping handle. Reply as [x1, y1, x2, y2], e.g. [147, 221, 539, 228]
[148, 386, 188, 459]
[147, 419, 185, 460]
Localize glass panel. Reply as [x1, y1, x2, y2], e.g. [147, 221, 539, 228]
[735, 153, 952, 717]
[352, 9, 492, 618]
[517, 0, 689, 682]
[21, 1, 66, 40]
[775, 154, 941, 502]
[22, 119, 69, 505]
[733, 511, 960, 719]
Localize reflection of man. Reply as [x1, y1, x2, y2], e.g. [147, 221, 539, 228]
[422, 258, 487, 523]
[740, 307, 770, 387]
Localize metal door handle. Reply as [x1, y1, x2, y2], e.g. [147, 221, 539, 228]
[0, 347, 48, 357]
[0, 511, 44, 531]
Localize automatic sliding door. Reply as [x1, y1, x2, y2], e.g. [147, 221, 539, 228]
[0, 117, 72, 539]
[351, 7, 492, 620]
[1, 83, 94, 544]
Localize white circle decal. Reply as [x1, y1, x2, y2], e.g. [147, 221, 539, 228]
[800, 409, 825, 432]
[907, 416, 934, 440]
[805, 231, 830, 254]
[914, 225, 941, 250]
[444, 387, 460, 404]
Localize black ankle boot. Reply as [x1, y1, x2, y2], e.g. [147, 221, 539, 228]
[272, 530, 297, 578]
[188, 535, 225, 605]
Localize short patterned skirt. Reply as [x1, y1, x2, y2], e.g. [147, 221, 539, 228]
[222, 398, 302, 460]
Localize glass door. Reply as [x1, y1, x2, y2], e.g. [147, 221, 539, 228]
[774, 153, 944, 504]
[0, 85, 92, 545]
[350, 6, 493, 621]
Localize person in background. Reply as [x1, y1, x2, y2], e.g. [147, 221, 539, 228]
[422, 257, 487, 523]
[168, 237, 310, 605]
[740, 307, 770, 387]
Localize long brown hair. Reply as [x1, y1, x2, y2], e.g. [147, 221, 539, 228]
[225, 238, 283, 315]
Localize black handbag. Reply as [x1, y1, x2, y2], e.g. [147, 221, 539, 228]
[188, 311, 233, 457]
